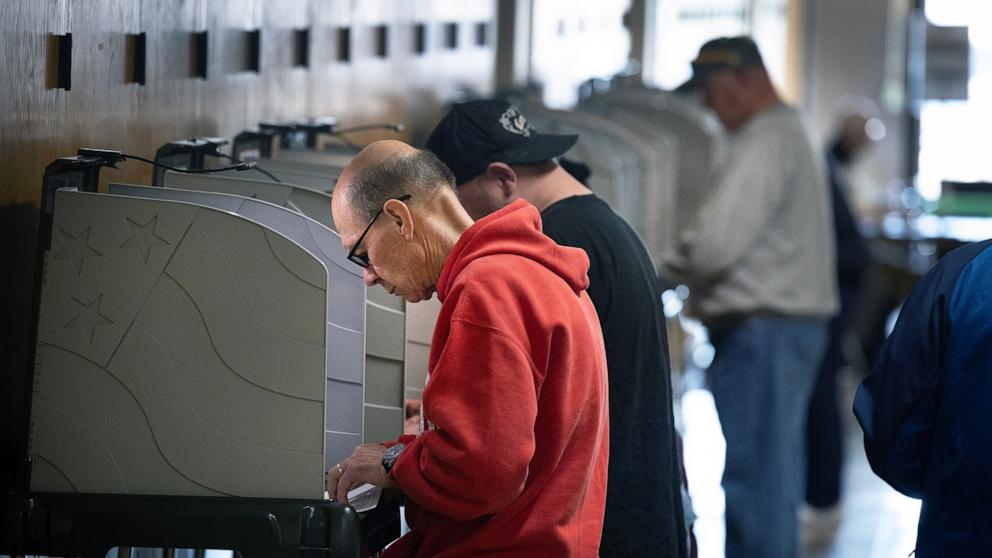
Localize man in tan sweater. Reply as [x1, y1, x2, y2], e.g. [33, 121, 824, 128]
[672, 36, 838, 558]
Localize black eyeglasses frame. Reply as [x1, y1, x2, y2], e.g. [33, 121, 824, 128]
[346, 193, 412, 268]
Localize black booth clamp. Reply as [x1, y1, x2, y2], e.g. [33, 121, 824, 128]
[1, 492, 362, 558]
[150, 138, 228, 185]
[250, 118, 405, 155]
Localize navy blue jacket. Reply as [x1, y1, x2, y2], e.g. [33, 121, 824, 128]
[854, 239, 992, 557]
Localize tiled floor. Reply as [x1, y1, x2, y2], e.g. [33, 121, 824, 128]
[804, 444, 921, 558]
[680, 368, 921, 558]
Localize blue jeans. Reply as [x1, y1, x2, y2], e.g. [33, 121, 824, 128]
[707, 316, 827, 558]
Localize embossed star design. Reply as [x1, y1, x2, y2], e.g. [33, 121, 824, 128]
[53, 227, 102, 275]
[120, 215, 169, 263]
[65, 294, 114, 343]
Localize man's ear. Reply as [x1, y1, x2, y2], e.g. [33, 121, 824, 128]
[485, 162, 518, 200]
[383, 198, 415, 241]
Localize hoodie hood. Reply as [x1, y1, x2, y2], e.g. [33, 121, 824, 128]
[437, 199, 590, 302]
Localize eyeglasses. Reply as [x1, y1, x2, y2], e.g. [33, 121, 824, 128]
[346, 194, 412, 268]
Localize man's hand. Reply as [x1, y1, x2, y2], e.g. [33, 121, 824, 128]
[327, 443, 398, 503]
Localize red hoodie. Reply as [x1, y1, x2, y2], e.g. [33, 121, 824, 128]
[385, 199, 610, 557]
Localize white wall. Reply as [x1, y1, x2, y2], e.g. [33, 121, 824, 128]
[803, 0, 911, 213]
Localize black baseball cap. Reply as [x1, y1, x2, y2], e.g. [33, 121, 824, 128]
[426, 100, 578, 185]
[676, 36, 765, 93]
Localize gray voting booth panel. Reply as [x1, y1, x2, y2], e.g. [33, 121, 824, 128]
[220, 147, 353, 193]
[528, 110, 649, 220]
[404, 297, 440, 401]
[523, 107, 673, 264]
[214, 161, 337, 193]
[593, 88, 725, 234]
[30, 190, 363, 498]
[108, 183, 369, 462]
[254, 148, 435, 407]
[161, 174, 406, 442]
[363, 288, 406, 441]
[581, 105, 680, 265]
[166, 172, 333, 224]
[258, 159, 339, 193]
[246, 148, 434, 409]
[272, 149, 352, 170]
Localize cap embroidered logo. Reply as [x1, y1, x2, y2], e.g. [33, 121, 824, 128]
[499, 106, 533, 138]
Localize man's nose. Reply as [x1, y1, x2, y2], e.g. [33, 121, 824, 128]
[363, 266, 380, 286]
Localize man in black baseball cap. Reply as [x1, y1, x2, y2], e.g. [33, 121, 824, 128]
[426, 100, 689, 558]
[424, 100, 579, 219]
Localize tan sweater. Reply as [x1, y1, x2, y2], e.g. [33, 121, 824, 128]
[674, 102, 839, 325]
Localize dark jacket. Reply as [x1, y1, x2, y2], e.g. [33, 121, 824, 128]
[826, 144, 871, 296]
[854, 239, 992, 557]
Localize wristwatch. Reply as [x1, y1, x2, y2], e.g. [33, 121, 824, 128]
[382, 443, 406, 474]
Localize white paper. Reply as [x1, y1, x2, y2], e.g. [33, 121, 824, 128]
[324, 483, 382, 513]
[347, 483, 382, 512]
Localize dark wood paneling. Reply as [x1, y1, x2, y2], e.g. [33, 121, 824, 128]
[0, 0, 495, 495]
[0, 0, 70, 499]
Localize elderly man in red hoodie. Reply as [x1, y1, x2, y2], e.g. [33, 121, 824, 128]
[327, 139, 610, 557]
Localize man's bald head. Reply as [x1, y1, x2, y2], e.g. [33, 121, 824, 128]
[331, 140, 468, 303]
[337, 140, 456, 222]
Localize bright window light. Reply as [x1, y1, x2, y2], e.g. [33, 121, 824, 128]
[917, 3, 992, 201]
[531, 0, 631, 108]
[925, 0, 992, 27]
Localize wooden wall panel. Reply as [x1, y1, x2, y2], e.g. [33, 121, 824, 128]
[62, 1, 141, 158]
[0, 0, 496, 495]
[0, 0, 69, 204]
[137, 0, 204, 141]
[0, 0, 71, 500]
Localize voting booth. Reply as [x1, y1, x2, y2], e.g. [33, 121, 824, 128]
[30, 187, 362, 498]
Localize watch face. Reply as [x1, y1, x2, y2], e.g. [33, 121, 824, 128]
[383, 443, 405, 472]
